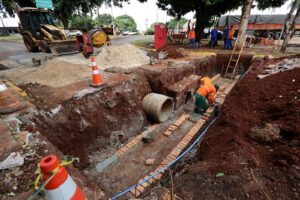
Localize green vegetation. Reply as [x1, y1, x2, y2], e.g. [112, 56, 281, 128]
[70, 16, 95, 30]
[0, 35, 23, 42]
[115, 14, 137, 32]
[131, 39, 153, 47]
[95, 13, 113, 26]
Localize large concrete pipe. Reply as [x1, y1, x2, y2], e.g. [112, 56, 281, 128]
[142, 93, 174, 123]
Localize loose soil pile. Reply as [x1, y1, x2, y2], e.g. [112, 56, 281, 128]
[0, 60, 91, 88]
[159, 45, 185, 59]
[96, 43, 150, 69]
[172, 58, 300, 199]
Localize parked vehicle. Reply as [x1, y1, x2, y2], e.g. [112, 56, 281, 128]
[217, 15, 300, 40]
[122, 31, 137, 36]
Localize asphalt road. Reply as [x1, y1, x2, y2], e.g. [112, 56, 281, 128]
[0, 35, 153, 69]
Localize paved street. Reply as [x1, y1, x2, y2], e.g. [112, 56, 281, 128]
[0, 35, 153, 69]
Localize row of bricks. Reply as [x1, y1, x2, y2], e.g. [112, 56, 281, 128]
[130, 114, 211, 197]
[129, 80, 237, 197]
[163, 113, 190, 137]
[116, 124, 159, 157]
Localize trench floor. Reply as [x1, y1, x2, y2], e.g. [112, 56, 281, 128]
[86, 77, 234, 197]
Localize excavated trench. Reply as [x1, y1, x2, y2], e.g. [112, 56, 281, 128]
[32, 53, 254, 169]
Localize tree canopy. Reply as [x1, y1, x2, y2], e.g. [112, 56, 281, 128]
[150, 0, 289, 41]
[1, 0, 114, 28]
[115, 14, 137, 32]
[96, 13, 113, 26]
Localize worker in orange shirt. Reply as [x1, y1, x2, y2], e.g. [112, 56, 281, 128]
[188, 27, 196, 48]
[227, 25, 235, 49]
[194, 77, 218, 113]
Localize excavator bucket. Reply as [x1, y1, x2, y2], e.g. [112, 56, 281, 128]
[50, 39, 79, 56]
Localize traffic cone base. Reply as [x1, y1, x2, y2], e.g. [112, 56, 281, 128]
[0, 81, 26, 114]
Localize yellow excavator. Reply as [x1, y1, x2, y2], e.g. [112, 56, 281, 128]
[16, 5, 110, 55]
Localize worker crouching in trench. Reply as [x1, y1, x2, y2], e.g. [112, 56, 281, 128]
[194, 77, 219, 114]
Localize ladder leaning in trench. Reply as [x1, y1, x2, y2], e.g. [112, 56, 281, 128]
[224, 37, 247, 79]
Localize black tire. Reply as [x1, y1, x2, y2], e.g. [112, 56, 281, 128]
[265, 31, 274, 39]
[274, 32, 282, 40]
[23, 34, 39, 52]
[39, 40, 51, 53]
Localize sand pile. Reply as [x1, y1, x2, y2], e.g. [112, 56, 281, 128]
[96, 43, 150, 69]
[0, 60, 91, 87]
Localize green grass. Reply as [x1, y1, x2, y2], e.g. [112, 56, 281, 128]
[131, 39, 153, 48]
[0, 35, 23, 42]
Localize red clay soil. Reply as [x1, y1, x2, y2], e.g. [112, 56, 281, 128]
[159, 45, 185, 59]
[173, 58, 300, 199]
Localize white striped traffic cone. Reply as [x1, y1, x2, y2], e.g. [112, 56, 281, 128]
[39, 155, 86, 200]
[90, 57, 104, 87]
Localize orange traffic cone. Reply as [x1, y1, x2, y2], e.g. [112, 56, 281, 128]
[39, 155, 86, 200]
[0, 81, 25, 114]
[90, 57, 105, 87]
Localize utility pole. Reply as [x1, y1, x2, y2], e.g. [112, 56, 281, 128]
[156, 6, 158, 22]
[111, 0, 116, 36]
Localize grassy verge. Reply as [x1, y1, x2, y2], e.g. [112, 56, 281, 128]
[0, 35, 23, 42]
[131, 39, 153, 48]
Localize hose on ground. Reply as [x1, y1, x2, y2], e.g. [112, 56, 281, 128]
[111, 117, 219, 200]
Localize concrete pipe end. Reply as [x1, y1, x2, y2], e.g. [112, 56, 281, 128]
[142, 93, 174, 123]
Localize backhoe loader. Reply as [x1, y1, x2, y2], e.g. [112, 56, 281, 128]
[16, 6, 78, 55]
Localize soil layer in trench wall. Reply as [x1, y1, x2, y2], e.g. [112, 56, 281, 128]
[33, 73, 152, 168]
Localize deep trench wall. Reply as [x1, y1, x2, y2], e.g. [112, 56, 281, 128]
[34, 74, 151, 167]
[139, 56, 216, 107]
[216, 53, 254, 73]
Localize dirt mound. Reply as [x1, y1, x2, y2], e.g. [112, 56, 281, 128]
[96, 43, 150, 69]
[159, 45, 185, 59]
[173, 58, 300, 199]
[0, 60, 90, 87]
[248, 123, 281, 142]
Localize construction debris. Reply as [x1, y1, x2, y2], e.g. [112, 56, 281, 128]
[257, 58, 300, 79]
[0, 152, 24, 170]
[145, 159, 155, 166]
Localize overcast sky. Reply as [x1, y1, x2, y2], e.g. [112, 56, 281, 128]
[100, 0, 292, 31]
[0, 0, 293, 30]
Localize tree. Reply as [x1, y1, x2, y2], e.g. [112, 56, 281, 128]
[96, 13, 113, 26]
[140, 0, 289, 43]
[167, 17, 188, 30]
[153, 0, 241, 42]
[236, 0, 255, 47]
[1, 0, 107, 28]
[280, 0, 300, 52]
[70, 15, 95, 30]
[115, 14, 137, 32]
[236, 0, 289, 47]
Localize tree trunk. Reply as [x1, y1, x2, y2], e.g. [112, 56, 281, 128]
[290, 6, 300, 39]
[281, 1, 300, 52]
[236, 0, 254, 48]
[61, 18, 69, 29]
[281, 0, 299, 38]
[195, 9, 210, 44]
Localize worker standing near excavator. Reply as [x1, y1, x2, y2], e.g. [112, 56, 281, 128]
[194, 77, 218, 113]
